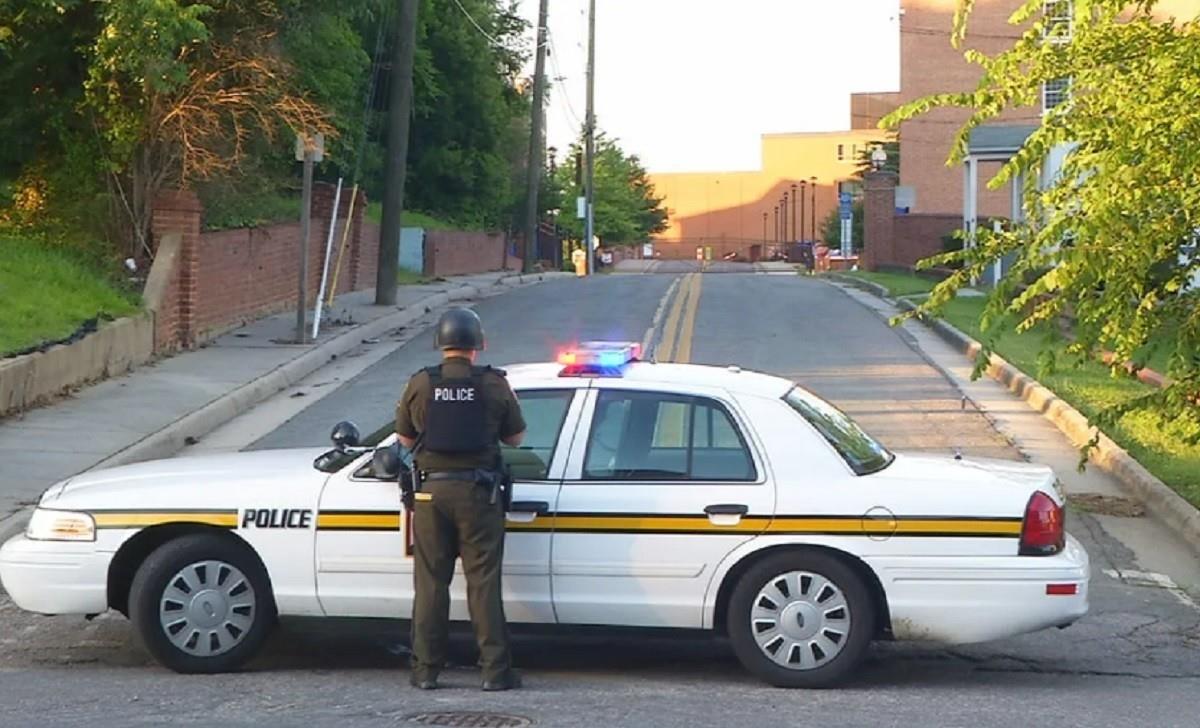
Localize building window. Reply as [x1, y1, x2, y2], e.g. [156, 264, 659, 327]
[1043, 76, 1071, 112]
[1044, 0, 1072, 43]
[837, 144, 845, 161]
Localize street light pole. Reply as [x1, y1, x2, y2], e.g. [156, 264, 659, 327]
[790, 183, 797, 240]
[762, 211, 767, 243]
[810, 176, 817, 241]
[799, 180, 807, 242]
[773, 205, 779, 243]
[781, 191, 789, 247]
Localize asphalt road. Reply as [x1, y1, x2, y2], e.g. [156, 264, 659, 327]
[2, 270, 1199, 727]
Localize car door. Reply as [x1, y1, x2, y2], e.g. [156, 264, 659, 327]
[315, 387, 581, 622]
[551, 382, 775, 628]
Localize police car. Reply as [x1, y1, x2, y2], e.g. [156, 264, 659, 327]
[0, 343, 1088, 687]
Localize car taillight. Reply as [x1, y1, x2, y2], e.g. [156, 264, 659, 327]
[1019, 490, 1064, 556]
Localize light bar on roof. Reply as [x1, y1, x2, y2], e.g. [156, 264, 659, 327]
[557, 341, 641, 376]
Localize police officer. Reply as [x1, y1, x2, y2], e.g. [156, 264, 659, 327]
[395, 307, 526, 692]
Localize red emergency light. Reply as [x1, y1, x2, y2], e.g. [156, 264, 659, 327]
[557, 341, 641, 376]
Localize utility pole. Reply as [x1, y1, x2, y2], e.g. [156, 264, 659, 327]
[377, 0, 420, 306]
[583, 0, 596, 274]
[523, 0, 550, 273]
[296, 144, 315, 343]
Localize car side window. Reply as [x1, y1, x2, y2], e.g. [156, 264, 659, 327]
[501, 390, 574, 480]
[583, 390, 755, 481]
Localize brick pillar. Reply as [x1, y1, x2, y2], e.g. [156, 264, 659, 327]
[862, 171, 898, 271]
[310, 183, 371, 295]
[150, 189, 202, 349]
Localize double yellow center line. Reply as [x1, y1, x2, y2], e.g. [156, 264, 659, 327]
[657, 273, 703, 363]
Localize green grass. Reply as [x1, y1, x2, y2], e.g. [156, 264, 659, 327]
[941, 296, 1200, 508]
[201, 190, 300, 231]
[364, 202, 457, 230]
[841, 269, 938, 297]
[0, 236, 140, 356]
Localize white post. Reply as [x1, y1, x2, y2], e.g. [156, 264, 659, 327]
[964, 157, 979, 286]
[313, 177, 343, 339]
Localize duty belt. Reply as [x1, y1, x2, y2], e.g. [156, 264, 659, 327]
[421, 469, 482, 483]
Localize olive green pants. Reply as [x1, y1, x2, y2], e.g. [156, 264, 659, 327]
[410, 479, 512, 682]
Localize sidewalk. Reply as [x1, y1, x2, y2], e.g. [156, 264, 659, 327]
[0, 271, 563, 533]
[830, 280, 1200, 592]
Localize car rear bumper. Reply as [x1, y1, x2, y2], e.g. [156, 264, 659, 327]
[871, 534, 1090, 644]
[0, 534, 111, 615]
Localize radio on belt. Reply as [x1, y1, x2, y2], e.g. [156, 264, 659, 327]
[557, 341, 641, 377]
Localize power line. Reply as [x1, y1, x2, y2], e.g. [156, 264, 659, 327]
[547, 31, 583, 131]
[449, 0, 504, 47]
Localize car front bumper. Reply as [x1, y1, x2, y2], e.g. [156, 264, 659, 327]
[0, 534, 112, 615]
[872, 534, 1091, 644]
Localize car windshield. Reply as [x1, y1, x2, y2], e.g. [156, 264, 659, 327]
[783, 386, 893, 476]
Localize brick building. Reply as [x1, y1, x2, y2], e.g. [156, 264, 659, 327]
[648, 130, 890, 259]
[895, 0, 1200, 217]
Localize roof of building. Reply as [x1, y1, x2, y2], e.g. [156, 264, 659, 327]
[967, 124, 1038, 155]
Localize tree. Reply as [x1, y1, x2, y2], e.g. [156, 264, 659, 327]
[551, 132, 668, 246]
[884, 0, 1200, 439]
[0, 1, 359, 257]
[821, 201, 863, 251]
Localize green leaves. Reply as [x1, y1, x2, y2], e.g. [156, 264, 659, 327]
[887, 0, 1200, 445]
[551, 133, 668, 246]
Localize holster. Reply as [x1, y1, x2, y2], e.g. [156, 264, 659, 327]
[477, 464, 514, 512]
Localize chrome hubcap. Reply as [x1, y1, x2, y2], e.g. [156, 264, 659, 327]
[750, 570, 851, 670]
[159, 560, 255, 657]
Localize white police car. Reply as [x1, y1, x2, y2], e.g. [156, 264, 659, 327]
[0, 342, 1088, 687]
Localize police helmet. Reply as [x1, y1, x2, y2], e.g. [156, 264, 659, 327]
[434, 307, 485, 350]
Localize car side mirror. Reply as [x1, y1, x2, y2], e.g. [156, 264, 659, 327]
[371, 445, 403, 480]
[331, 421, 361, 450]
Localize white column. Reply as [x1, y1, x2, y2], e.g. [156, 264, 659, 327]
[963, 157, 979, 285]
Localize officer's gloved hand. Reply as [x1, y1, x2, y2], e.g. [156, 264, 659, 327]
[401, 491, 414, 510]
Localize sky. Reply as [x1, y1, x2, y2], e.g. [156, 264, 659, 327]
[514, 0, 902, 173]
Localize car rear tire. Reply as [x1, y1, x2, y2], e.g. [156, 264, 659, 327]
[727, 550, 875, 688]
[129, 533, 275, 673]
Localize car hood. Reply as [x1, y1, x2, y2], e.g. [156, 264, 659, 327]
[42, 448, 332, 507]
[876, 451, 1059, 500]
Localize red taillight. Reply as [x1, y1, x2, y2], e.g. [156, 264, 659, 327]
[1019, 490, 1064, 556]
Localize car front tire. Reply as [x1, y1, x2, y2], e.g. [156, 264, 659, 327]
[728, 550, 875, 688]
[129, 533, 275, 673]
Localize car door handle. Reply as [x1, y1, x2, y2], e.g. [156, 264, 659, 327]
[506, 500, 549, 524]
[704, 504, 749, 516]
[510, 501, 550, 515]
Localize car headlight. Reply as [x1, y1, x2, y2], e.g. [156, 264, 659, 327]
[26, 508, 96, 542]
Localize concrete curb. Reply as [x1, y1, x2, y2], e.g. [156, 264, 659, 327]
[827, 274, 1200, 554]
[89, 271, 568, 472]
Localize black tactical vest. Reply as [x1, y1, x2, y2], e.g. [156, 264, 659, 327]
[422, 364, 490, 454]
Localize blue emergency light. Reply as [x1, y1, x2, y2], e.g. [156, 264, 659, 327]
[557, 341, 641, 377]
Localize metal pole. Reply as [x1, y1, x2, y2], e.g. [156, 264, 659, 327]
[313, 177, 343, 339]
[762, 211, 767, 243]
[810, 176, 817, 241]
[523, 0, 550, 273]
[781, 192, 789, 245]
[773, 206, 779, 243]
[296, 147, 314, 344]
[791, 183, 797, 240]
[799, 181, 806, 242]
[583, 0, 596, 274]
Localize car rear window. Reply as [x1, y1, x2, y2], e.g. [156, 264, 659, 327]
[783, 386, 893, 476]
